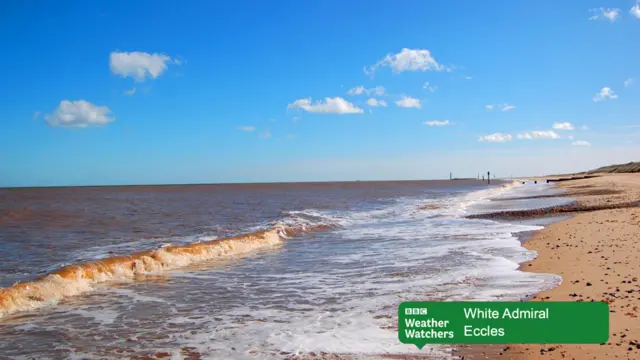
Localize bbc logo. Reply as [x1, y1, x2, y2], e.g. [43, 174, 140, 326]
[405, 308, 428, 315]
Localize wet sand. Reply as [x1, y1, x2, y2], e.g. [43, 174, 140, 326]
[460, 173, 640, 360]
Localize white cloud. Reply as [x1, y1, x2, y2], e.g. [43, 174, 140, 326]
[347, 85, 385, 96]
[395, 96, 421, 109]
[624, 78, 634, 87]
[33, 111, 41, 120]
[287, 97, 364, 114]
[465, 76, 472, 80]
[292, 116, 301, 123]
[593, 87, 618, 102]
[589, 8, 621, 21]
[124, 87, 136, 96]
[45, 100, 115, 128]
[478, 133, 512, 143]
[423, 82, 437, 92]
[631, 3, 640, 19]
[485, 103, 514, 111]
[424, 120, 450, 127]
[581, 125, 589, 130]
[238, 126, 256, 132]
[572, 140, 592, 146]
[366, 98, 388, 107]
[347, 86, 365, 95]
[602, 8, 620, 21]
[371, 86, 385, 96]
[552, 122, 574, 131]
[365, 48, 448, 76]
[109, 51, 176, 82]
[568, 135, 575, 140]
[517, 130, 561, 140]
[259, 130, 271, 139]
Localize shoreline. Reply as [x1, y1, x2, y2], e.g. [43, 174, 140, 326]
[459, 173, 640, 360]
[289, 174, 640, 360]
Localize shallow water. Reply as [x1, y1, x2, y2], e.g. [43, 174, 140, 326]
[0, 180, 572, 359]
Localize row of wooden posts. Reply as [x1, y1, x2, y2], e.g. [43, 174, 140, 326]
[449, 172, 496, 184]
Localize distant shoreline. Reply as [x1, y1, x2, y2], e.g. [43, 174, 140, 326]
[0, 178, 502, 190]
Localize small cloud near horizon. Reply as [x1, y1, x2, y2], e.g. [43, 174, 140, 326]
[478, 133, 512, 143]
[485, 103, 514, 111]
[288, 97, 363, 114]
[347, 85, 385, 97]
[552, 122, 574, 131]
[395, 96, 421, 109]
[424, 120, 450, 127]
[517, 130, 561, 140]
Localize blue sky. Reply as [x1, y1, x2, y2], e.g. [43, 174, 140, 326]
[1, 0, 639, 187]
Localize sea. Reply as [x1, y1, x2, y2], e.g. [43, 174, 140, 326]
[0, 179, 573, 359]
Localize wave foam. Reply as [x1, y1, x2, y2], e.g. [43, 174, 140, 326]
[0, 229, 288, 318]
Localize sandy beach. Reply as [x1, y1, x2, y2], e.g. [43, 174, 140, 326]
[461, 173, 640, 360]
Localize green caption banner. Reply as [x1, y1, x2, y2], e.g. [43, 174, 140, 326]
[398, 301, 609, 348]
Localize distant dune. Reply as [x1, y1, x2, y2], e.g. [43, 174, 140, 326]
[589, 161, 640, 174]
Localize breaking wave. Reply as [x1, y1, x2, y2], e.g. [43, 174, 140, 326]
[0, 224, 334, 319]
